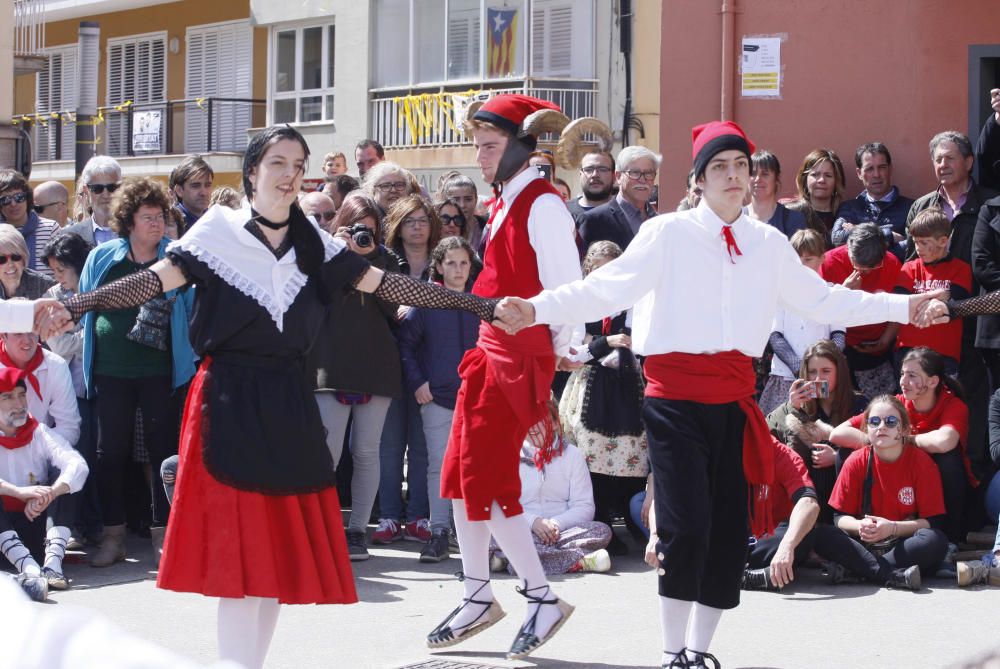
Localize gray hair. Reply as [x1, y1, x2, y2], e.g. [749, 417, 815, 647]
[81, 155, 122, 184]
[362, 161, 409, 195]
[617, 145, 661, 172]
[846, 222, 886, 269]
[0, 224, 29, 259]
[929, 131, 973, 159]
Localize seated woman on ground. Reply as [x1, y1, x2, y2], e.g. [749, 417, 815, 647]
[830, 347, 975, 545]
[767, 340, 867, 524]
[492, 400, 612, 575]
[826, 395, 949, 590]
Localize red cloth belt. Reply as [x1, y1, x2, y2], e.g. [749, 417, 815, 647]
[476, 322, 554, 430]
[644, 350, 776, 536]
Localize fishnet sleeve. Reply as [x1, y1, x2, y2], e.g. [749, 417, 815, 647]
[949, 290, 1000, 319]
[372, 272, 498, 322]
[62, 269, 165, 323]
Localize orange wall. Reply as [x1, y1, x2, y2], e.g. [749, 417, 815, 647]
[14, 0, 266, 116]
[659, 0, 1000, 209]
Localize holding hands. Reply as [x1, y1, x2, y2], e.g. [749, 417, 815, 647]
[907, 289, 950, 328]
[33, 299, 74, 340]
[493, 297, 537, 334]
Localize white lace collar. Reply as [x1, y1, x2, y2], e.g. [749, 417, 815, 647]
[167, 205, 344, 331]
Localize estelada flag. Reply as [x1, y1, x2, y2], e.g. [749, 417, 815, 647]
[487, 7, 518, 78]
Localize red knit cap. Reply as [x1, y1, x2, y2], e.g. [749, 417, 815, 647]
[474, 94, 561, 137]
[691, 120, 756, 180]
[0, 367, 26, 394]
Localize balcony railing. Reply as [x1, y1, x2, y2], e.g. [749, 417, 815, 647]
[14, 0, 46, 59]
[25, 97, 267, 162]
[370, 80, 599, 150]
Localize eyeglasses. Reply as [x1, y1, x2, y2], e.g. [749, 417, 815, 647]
[0, 192, 28, 207]
[315, 210, 336, 222]
[0, 254, 24, 265]
[402, 216, 430, 228]
[623, 169, 657, 181]
[440, 214, 465, 229]
[33, 201, 65, 213]
[581, 166, 612, 176]
[87, 182, 121, 195]
[375, 181, 408, 193]
[867, 415, 900, 429]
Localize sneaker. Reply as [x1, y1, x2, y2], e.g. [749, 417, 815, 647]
[577, 548, 611, 573]
[957, 559, 1000, 587]
[826, 562, 863, 585]
[372, 518, 403, 545]
[886, 564, 921, 591]
[419, 528, 451, 563]
[489, 554, 509, 573]
[404, 518, 432, 543]
[345, 529, 370, 562]
[15, 573, 48, 602]
[740, 567, 775, 591]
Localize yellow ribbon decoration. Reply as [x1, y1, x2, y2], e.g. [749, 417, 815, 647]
[113, 100, 133, 112]
[390, 91, 485, 142]
[195, 97, 207, 111]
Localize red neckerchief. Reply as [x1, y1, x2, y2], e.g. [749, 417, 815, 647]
[0, 416, 39, 450]
[601, 317, 613, 335]
[721, 224, 742, 263]
[0, 342, 42, 398]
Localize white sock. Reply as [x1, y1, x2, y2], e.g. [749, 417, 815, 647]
[660, 596, 693, 663]
[43, 525, 71, 573]
[686, 602, 723, 659]
[1, 530, 40, 576]
[486, 504, 564, 640]
[447, 500, 495, 632]
[219, 596, 279, 669]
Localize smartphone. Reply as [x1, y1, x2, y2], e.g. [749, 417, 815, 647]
[535, 164, 553, 181]
[807, 380, 830, 399]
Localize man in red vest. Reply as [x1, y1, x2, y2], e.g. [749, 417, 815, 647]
[495, 121, 944, 668]
[427, 95, 581, 660]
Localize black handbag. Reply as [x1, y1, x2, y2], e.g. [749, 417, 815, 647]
[126, 295, 174, 351]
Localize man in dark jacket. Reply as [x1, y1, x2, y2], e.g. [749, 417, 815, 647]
[577, 146, 659, 252]
[973, 194, 1000, 393]
[975, 89, 1000, 192]
[908, 130, 1000, 475]
[831, 142, 913, 256]
[566, 150, 615, 225]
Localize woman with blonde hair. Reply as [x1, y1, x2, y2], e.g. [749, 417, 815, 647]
[363, 161, 418, 218]
[0, 225, 54, 299]
[786, 148, 847, 245]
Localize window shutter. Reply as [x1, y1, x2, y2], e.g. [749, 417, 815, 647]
[531, 0, 574, 77]
[447, 12, 479, 80]
[186, 21, 252, 152]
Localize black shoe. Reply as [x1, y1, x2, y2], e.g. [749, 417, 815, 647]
[345, 529, 369, 562]
[606, 532, 629, 556]
[420, 528, 451, 563]
[826, 562, 863, 585]
[427, 573, 506, 648]
[740, 567, 775, 591]
[886, 565, 921, 591]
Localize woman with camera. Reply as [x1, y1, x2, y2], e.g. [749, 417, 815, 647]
[309, 193, 402, 561]
[77, 177, 195, 567]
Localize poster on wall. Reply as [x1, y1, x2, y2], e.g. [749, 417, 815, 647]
[132, 110, 162, 152]
[741, 37, 781, 97]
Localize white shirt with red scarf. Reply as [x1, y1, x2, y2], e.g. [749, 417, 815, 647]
[0, 421, 88, 507]
[487, 167, 582, 356]
[529, 199, 911, 357]
[0, 349, 81, 447]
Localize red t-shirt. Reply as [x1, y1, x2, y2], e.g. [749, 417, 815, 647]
[895, 256, 971, 361]
[829, 446, 945, 521]
[767, 441, 815, 531]
[819, 245, 902, 346]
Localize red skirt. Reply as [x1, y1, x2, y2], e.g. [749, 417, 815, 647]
[156, 362, 358, 605]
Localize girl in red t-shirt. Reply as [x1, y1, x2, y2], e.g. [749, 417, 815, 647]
[825, 395, 949, 589]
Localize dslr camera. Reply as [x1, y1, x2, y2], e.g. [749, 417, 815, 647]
[347, 223, 374, 249]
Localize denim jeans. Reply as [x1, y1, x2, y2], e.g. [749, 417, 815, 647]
[378, 394, 428, 522]
[420, 402, 455, 532]
[985, 472, 1000, 529]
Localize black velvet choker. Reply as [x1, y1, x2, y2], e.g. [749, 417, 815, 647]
[250, 209, 290, 230]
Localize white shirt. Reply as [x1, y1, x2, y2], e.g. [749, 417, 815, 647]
[0, 349, 81, 446]
[0, 421, 88, 493]
[530, 199, 911, 357]
[489, 168, 582, 356]
[0, 301, 34, 333]
[518, 441, 595, 530]
[769, 305, 845, 379]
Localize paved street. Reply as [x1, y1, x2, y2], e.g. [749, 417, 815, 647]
[28, 530, 1000, 669]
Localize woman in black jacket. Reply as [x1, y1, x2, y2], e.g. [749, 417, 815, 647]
[309, 194, 401, 562]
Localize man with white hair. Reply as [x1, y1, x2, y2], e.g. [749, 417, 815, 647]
[31, 182, 69, 228]
[578, 145, 660, 251]
[59, 156, 122, 246]
[299, 191, 337, 229]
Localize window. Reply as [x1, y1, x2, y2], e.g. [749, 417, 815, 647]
[35, 45, 77, 160]
[106, 32, 167, 154]
[270, 22, 335, 124]
[186, 20, 254, 152]
[447, 0, 481, 80]
[531, 0, 584, 78]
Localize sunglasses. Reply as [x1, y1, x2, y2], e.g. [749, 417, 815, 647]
[440, 214, 465, 228]
[34, 201, 64, 214]
[87, 182, 121, 195]
[867, 415, 900, 429]
[315, 210, 336, 222]
[0, 254, 24, 265]
[0, 192, 27, 207]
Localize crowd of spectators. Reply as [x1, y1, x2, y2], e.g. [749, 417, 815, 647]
[3, 91, 1000, 605]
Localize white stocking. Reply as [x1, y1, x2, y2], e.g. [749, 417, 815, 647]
[686, 602, 723, 659]
[446, 500, 494, 632]
[43, 525, 70, 573]
[218, 596, 281, 669]
[659, 596, 692, 663]
[0, 530, 40, 576]
[485, 503, 563, 640]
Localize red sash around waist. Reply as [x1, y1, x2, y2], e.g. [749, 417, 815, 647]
[644, 351, 776, 536]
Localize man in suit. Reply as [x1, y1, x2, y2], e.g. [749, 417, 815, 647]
[60, 156, 123, 247]
[578, 146, 660, 252]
